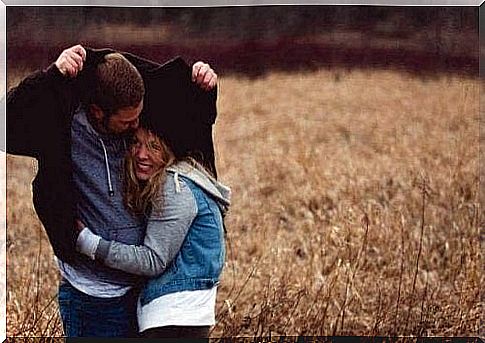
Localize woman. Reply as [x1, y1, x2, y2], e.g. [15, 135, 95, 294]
[75, 126, 231, 338]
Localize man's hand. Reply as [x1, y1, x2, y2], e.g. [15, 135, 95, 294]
[55, 45, 86, 78]
[192, 61, 217, 91]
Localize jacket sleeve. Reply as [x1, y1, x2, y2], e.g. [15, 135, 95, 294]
[78, 176, 197, 277]
[191, 82, 218, 126]
[189, 83, 218, 177]
[6, 64, 78, 159]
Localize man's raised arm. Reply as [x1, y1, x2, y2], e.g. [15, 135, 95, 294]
[6, 45, 85, 158]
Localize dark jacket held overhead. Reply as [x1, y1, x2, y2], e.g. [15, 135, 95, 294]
[7, 48, 218, 264]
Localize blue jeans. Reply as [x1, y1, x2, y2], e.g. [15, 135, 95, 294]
[57, 279, 138, 337]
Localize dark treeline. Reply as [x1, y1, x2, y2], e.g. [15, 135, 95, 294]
[9, 6, 477, 37]
[7, 6, 479, 77]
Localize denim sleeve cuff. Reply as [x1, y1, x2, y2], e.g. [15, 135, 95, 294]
[76, 227, 101, 260]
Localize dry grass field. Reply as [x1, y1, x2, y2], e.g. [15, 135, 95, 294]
[6, 67, 481, 337]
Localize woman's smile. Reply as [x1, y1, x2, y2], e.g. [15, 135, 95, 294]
[132, 128, 164, 181]
[135, 160, 155, 179]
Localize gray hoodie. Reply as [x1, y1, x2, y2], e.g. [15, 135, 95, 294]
[60, 108, 145, 289]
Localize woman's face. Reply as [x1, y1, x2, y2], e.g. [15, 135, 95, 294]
[131, 128, 164, 181]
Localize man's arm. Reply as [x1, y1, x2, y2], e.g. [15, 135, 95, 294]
[189, 63, 218, 176]
[7, 45, 86, 158]
[76, 175, 197, 277]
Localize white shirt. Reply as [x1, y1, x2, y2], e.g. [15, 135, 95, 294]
[137, 287, 217, 332]
[57, 258, 132, 298]
[57, 229, 131, 297]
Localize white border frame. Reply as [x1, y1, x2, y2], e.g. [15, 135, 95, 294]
[1, 2, 482, 341]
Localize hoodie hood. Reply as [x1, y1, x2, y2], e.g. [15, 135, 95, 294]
[167, 161, 231, 214]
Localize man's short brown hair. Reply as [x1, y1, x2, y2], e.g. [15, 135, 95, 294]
[93, 53, 145, 115]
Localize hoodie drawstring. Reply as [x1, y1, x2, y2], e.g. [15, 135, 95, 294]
[99, 138, 114, 197]
[174, 172, 181, 193]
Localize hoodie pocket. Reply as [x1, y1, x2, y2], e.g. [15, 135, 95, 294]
[107, 225, 144, 245]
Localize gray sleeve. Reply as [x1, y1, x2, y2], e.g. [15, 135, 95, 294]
[94, 176, 197, 277]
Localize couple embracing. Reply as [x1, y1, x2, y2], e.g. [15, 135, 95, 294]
[7, 44, 230, 338]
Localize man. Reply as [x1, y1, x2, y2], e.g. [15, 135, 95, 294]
[7, 44, 218, 337]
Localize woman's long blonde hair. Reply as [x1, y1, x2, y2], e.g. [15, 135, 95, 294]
[123, 128, 175, 216]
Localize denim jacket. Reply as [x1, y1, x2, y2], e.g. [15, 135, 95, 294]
[140, 174, 227, 305]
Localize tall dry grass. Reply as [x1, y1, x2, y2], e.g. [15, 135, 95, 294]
[6, 68, 481, 337]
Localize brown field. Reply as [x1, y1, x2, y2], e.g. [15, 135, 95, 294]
[6, 67, 481, 337]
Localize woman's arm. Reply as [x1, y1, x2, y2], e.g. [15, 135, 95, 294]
[76, 175, 197, 277]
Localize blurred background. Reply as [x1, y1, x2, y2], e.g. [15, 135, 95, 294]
[6, 6, 481, 338]
[7, 6, 478, 76]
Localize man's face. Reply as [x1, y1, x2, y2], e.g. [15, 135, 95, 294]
[103, 101, 143, 136]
